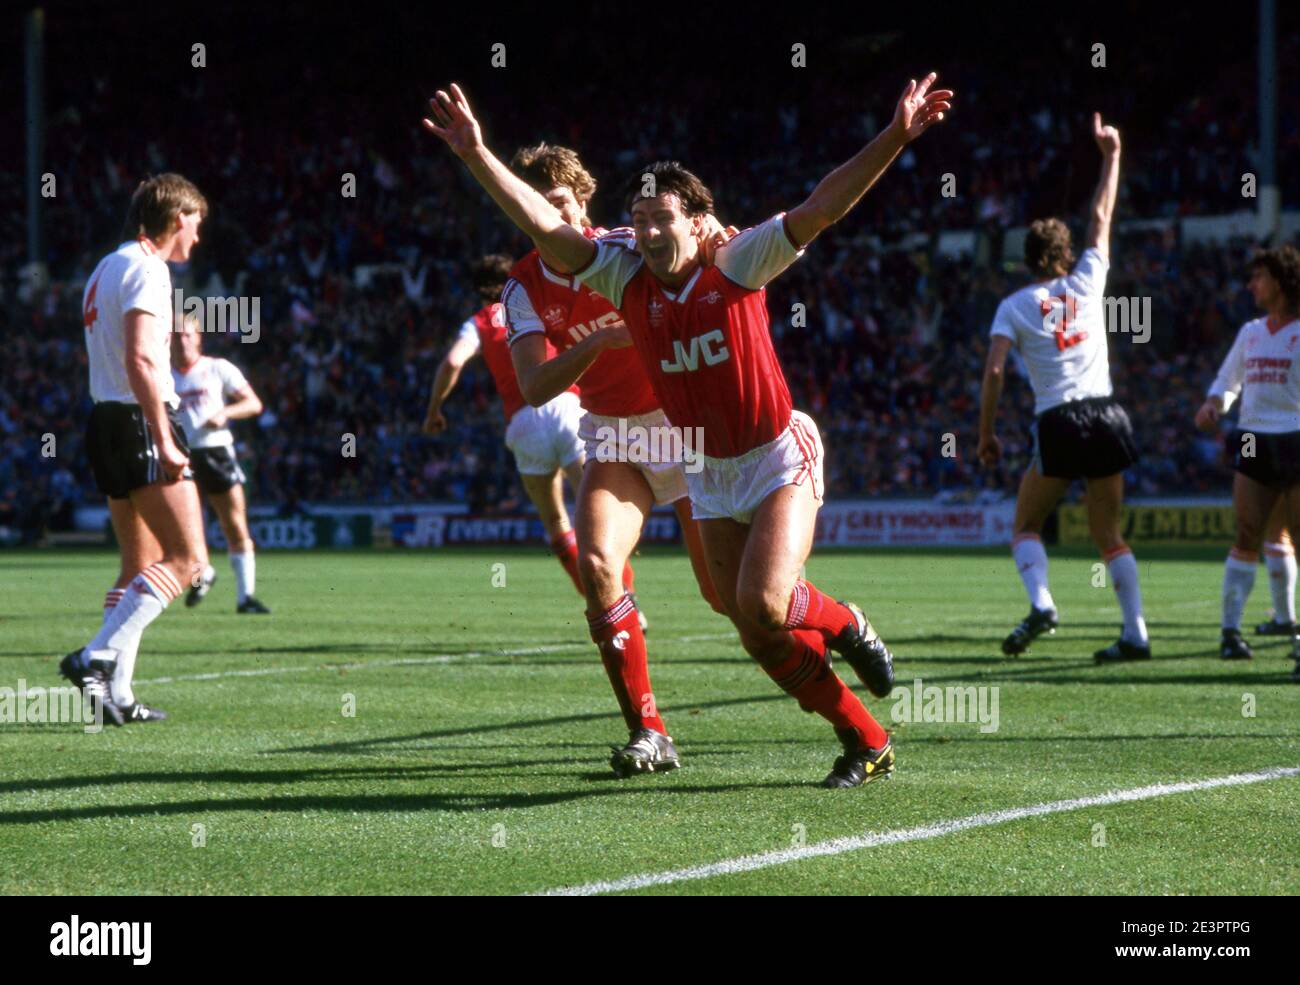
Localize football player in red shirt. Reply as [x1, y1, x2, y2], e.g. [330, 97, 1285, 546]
[424, 75, 952, 786]
[498, 143, 730, 777]
[423, 254, 587, 595]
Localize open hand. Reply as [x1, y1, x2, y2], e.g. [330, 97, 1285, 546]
[894, 73, 954, 142]
[422, 84, 485, 160]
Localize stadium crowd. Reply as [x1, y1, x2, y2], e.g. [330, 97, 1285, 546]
[2, 19, 1298, 542]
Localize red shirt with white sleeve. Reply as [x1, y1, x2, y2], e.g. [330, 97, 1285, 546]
[502, 227, 660, 419]
[574, 213, 803, 458]
[459, 302, 573, 424]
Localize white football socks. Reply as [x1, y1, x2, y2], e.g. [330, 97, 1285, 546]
[1012, 534, 1055, 612]
[1221, 552, 1258, 631]
[231, 551, 256, 604]
[1105, 547, 1148, 645]
[99, 587, 139, 705]
[1263, 543, 1297, 625]
[84, 564, 181, 684]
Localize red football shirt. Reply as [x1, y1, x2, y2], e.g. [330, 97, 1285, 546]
[461, 303, 574, 423]
[574, 214, 803, 458]
[502, 227, 660, 419]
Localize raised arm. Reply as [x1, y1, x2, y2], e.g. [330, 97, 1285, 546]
[785, 73, 953, 248]
[423, 85, 595, 274]
[1085, 113, 1122, 261]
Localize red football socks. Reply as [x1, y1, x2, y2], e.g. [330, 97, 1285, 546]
[763, 635, 888, 749]
[549, 530, 584, 596]
[587, 593, 664, 734]
[784, 580, 855, 638]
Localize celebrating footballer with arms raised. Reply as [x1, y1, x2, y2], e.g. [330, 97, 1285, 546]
[425, 75, 953, 787]
[497, 143, 731, 778]
[978, 114, 1150, 665]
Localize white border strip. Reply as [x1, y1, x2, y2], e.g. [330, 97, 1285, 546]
[532, 766, 1300, 896]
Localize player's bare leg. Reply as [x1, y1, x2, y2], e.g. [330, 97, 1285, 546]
[1085, 472, 1150, 663]
[672, 498, 726, 615]
[733, 481, 894, 696]
[1221, 472, 1283, 659]
[576, 460, 677, 775]
[1002, 464, 1070, 655]
[112, 496, 165, 588]
[697, 510, 894, 788]
[74, 480, 203, 723]
[562, 457, 584, 495]
[208, 484, 267, 613]
[1258, 499, 1296, 636]
[521, 467, 583, 596]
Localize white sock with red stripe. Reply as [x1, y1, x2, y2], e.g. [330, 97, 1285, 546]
[1011, 534, 1055, 612]
[100, 586, 142, 706]
[1104, 545, 1148, 645]
[104, 588, 125, 614]
[1263, 542, 1297, 625]
[231, 551, 256, 605]
[1222, 550, 1258, 631]
[84, 563, 181, 677]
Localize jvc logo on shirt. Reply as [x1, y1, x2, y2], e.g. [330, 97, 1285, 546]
[566, 310, 623, 345]
[50, 915, 151, 965]
[660, 330, 730, 373]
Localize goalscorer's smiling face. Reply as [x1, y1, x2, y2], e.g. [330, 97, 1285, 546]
[631, 193, 703, 284]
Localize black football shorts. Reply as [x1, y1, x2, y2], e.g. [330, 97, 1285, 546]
[1032, 396, 1138, 480]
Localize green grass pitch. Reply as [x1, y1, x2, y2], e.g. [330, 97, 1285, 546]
[1, 544, 1297, 895]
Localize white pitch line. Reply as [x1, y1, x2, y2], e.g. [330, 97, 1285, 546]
[133, 632, 740, 686]
[532, 766, 1300, 896]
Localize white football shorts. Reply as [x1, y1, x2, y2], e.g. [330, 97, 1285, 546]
[505, 391, 585, 476]
[687, 410, 824, 524]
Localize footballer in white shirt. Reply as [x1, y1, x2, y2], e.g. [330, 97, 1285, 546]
[172, 314, 270, 614]
[61, 174, 209, 724]
[1195, 244, 1300, 672]
[979, 114, 1150, 665]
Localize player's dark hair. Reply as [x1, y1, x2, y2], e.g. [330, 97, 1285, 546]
[624, 161, 714, 218]
[121, 173, 208, 241]
[1024, 218, 1074, 279]
[471, 254, 513, 303]
[510, 143, 597, 206]
[1248, 244, 1300, 311]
